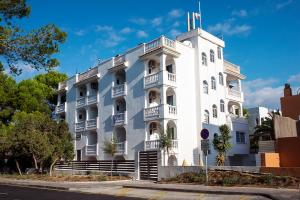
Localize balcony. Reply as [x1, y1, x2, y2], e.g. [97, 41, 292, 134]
[86, 117, 98, 130]
[112, 112, 127, 126]
[112, 83, 127, 98]
[86, 144, 98, 156]
[108, 56, 128, 72]
[224, 60, 246, 80]
[226, 89, 244, 102]
[144, 139, 178, 151]
[144, 71, 176, 89]
[144, 105, 177, 121]
[75, 117, 98, 132]
[141, 36, 179, 59]
[55, 103, 66, 114]
[77, 67, 100, 83]
[115, 141, 127, 155]
[87, 94, 98, 105]
[76, 97, 86, 107]
[57, 81, 67, 91]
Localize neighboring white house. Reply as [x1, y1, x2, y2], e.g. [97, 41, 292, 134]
[56, 21, 250, 166]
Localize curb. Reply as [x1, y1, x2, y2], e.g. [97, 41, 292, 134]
[122, 185, 278, 200]
[0, 182, 69, 191]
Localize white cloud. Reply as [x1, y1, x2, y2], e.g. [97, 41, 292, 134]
[169, 29, 181, 38]
[151, 17, 163, 27]
[287, 73, 300, 83]
[207, 20, 251, 36]
[98, 32, 124, 48]
[74, 29, 86, 36]
[168, 9, 184, 18]
[136, 30, 148, 38]
[231, 9, 248, 17]
[129, 17, 147, 25]
[243, 78, 282, 109]
[276, 0, 293, 10]
[95, 25, 113, 32]
[120, 27, 133, 34]
[172, 21, 180, 27]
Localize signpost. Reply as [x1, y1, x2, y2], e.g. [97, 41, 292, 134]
[200, 129, 210, 184]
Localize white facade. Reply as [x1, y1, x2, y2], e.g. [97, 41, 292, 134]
[56, 28, 250, 166]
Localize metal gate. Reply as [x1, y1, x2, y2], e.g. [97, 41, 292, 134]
[139, 150, 158, 181]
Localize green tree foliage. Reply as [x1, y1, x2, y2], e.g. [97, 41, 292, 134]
[159, 128, 173, 166]
[0, 69, 17, 125]
[0, 0, 66, 75]
[102, 138, 117, 177]
[1, 111, 73, 175]
[213, 124, 232, 166]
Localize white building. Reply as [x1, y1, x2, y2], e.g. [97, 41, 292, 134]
[56, 21, 250, 166]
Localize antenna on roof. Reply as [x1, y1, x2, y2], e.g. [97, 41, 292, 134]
[187, 1, 202, 31]
[198, 1, 202, 29]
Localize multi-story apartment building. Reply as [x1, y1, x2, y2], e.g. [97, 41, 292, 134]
[56, 26, 249, 166]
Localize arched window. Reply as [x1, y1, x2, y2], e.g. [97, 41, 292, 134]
[211, 77, 216, 90]
[204, 110, 210, 124]
[148, 60, 156, 74]
[210, 49, 215, 63]
[203, 81, 208, 94]
[212, 105, 218, 118]
[220, 100, 225, 112]
[202, 52, 207, 66]
[149, 91, 157, 104]
[149, 122, 158, 135]
[219, 72, 224, 85]
[217, 47, 222, 59]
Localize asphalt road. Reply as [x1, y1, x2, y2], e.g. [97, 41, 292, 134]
[0, 184, 143, 200]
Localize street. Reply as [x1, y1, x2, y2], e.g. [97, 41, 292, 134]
[0, 184, 269, 200]
[0, 184, 142, 200]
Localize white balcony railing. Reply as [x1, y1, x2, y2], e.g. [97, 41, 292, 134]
[113, 56, 126, 67]
[86, 144, 98, 156]
[75, 121, 85, 132]
[145, 36, 176, 54]
[76, 97, 86, 107]
[77, 67, 99, 83]
[144, 105, 177, 120]
[115, 141, 127, 154]
[87, 94, 98, 105]
[112, 83, 127, 98]
[55, 103, 66, 114]
[112, 112, 127, 126]
[86, 118, 98, 130]
[144, 106, 160, 119]
[227, 89, 241, 98]
[144, 71, 176, 89]
[145, 139, 178, 150]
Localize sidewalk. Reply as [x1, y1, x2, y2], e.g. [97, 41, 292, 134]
[0, 177, 299, 200]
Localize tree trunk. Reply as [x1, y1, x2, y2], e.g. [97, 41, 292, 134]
[32, 154, 38, 170]
[15, 159, 22, 176]
[49, 158, 58, 177]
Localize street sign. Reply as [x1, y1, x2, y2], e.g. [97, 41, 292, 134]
[200, 129, 209, 139]
[201, 139, 210, 152]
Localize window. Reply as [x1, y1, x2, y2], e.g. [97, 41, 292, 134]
[80, 91, 83, 96]
[76, 133, 81, 140]
[202, 53, 207, 66]
[167, 95, 174, 105]
[219, 73, 224, 85]
[149, 91, 157, 103]
[217, 47, 222, 59]
[79, 114, 83, 120]
[212, 105, 218, 118]
[203, 81, 208, 94]
[220, 100, 225, 112]
[166, 64, 173, 73]
[148, 60, 156, 74]
[149, 122, 158, 135]
[210, 49, 215, 62]
[204, 110, 210, 123]
[91, 82, 98, 90]
[236, 131, 246, 144]
[211, 77, 216, 90]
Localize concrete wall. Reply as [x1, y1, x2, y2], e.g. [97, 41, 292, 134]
[274, 115, 298, 139]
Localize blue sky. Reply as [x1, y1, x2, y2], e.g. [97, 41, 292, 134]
[14, 0, 300, 109]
